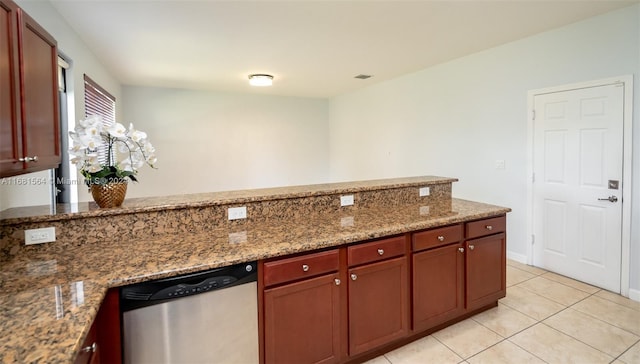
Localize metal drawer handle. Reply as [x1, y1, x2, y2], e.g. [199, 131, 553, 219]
[437, 236, 445, 242]
[485, 225, 493, 231]
[302, 264, 309, 272]
[377, 248, 384, 256]
[469, 245, 475, 250]
[19, 156, 38, 163]
[458, 247, 464, 253]
[82, 342, 97, 353]
[350, 273, 357, 281]
[335, 278, 341, 286]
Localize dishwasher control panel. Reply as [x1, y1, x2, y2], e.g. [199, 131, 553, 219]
[120, 262, 257, 311]
[151, 275, 237, 300]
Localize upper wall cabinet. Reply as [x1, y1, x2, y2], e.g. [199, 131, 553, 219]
[0, 0, 60, 178]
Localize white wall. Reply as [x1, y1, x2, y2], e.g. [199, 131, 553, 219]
[0, 0, 122, 210]
[328, 5, 640, 291]
[121, 86, 330, 198]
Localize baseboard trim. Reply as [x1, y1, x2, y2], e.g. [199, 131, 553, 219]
[628, 288, 640, 302]
[507, 251, 527, 264]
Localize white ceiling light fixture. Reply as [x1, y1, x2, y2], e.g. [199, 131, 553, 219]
[248, 74, 274, 86]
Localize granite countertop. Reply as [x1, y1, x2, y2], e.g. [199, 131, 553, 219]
[0, 197, 509, 363]
[0, 176, 457, 224]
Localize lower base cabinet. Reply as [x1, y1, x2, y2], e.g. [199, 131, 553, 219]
[466, 233, 506, 311]
[412, 243, 465, 331]
[348, 256, 409, 355]
[258, 215, 507, 364]
[264, 272, 342, 364]
[74, 288, 121, 364]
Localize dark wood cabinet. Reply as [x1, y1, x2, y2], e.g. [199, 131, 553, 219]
[74, 288, 121, 364]
[412, 242, 465, 331]
[264, 272, 342, 364]
[0, 0, 59, 178]
[465, 232, 506, 310]
[348, 256, 409, 355]
[262, 249, 343, 364]
[0, 0, 22, 176]
[259, 216, 506, 363]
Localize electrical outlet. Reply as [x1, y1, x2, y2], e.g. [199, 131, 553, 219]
[419, 187, 430, 197]
[495, 160, 506, 169]
[228, 206, 247, 220]
[419, 206, 430, 215]
[25, 227, 56, 245]
[340, 195, 354, 206]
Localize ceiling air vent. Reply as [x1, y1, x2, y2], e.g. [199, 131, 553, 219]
[354, 74, 373, 80]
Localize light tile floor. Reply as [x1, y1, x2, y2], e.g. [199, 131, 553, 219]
[366, 260, 640, 364]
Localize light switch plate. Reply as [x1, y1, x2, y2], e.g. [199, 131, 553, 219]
[228, 206, 247, 220]
[25, 227, 56, 245]
[340, 195, 354, 206]
[495, 160, 506, 169]
[419, 187, 430, 197]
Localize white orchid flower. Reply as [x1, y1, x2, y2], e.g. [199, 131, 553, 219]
[78, 115, 102, 129]
[107, 123, 127, 139]
[128, 123, 148, 143]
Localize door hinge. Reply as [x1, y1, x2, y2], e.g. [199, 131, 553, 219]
[532, 109, 536, 121]
[532, 234, 535, 245]
[532, 173, 535, 183]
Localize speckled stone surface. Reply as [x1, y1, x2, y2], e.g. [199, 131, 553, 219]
[0, 177, 509, 364]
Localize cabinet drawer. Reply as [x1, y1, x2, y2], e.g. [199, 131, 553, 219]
[466, 215, 506, 239]
[348, 236, 406, 267]
[263, 249, 339, 287]
[412, 224, 463, 252]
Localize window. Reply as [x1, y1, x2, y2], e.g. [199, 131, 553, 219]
[83, 74, 116, 166]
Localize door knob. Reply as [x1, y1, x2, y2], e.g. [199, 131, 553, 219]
[334, 278, 341, 286]
[302, 264, 309, 272]
[598, 196, 618, 203]
[458, 247, 464, 253]
[377, 249, 384, 256]
[469, 245, 475, 250]
[350, 274, 357, 281]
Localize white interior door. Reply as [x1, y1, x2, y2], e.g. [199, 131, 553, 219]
[532, 84, 623, 293]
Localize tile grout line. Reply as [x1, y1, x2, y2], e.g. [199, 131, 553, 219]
[610, 337, 639, 364]
[568, 293, 640, 337]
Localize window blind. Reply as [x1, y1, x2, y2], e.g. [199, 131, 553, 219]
[83, 74, 116, 166]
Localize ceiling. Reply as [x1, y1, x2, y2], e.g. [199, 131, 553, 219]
[49, 0, 637, 98]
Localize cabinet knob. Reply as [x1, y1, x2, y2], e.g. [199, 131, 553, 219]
[469, 245, 475, 250]
[302, 264, 309, 272]
[82, 342, 97, 353]
[350, 273, 357, 281]
[458, 247, 464, 253]
[485, 225, 493, 231]
[19, 156, 38, 163]
[334, 278, 341, 286]
[377, 248, 384, 256]
[437, 236, 445, 242]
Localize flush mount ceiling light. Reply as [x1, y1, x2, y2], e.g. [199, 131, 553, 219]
[248, 74, 274, 86]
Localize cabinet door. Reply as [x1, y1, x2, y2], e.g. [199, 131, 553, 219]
[264, 273, 341, 364]
[466, 233, 506, 310]
[17, 8, 60, 173]
[0, 0, 22, 177]
[348, 256, 409, 356]
[413, 243, 464, 331]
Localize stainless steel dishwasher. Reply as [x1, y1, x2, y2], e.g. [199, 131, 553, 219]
[120, 262, 258, 364]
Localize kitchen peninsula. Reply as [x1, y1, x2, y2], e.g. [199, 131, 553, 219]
[0, 176, 510, 363]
